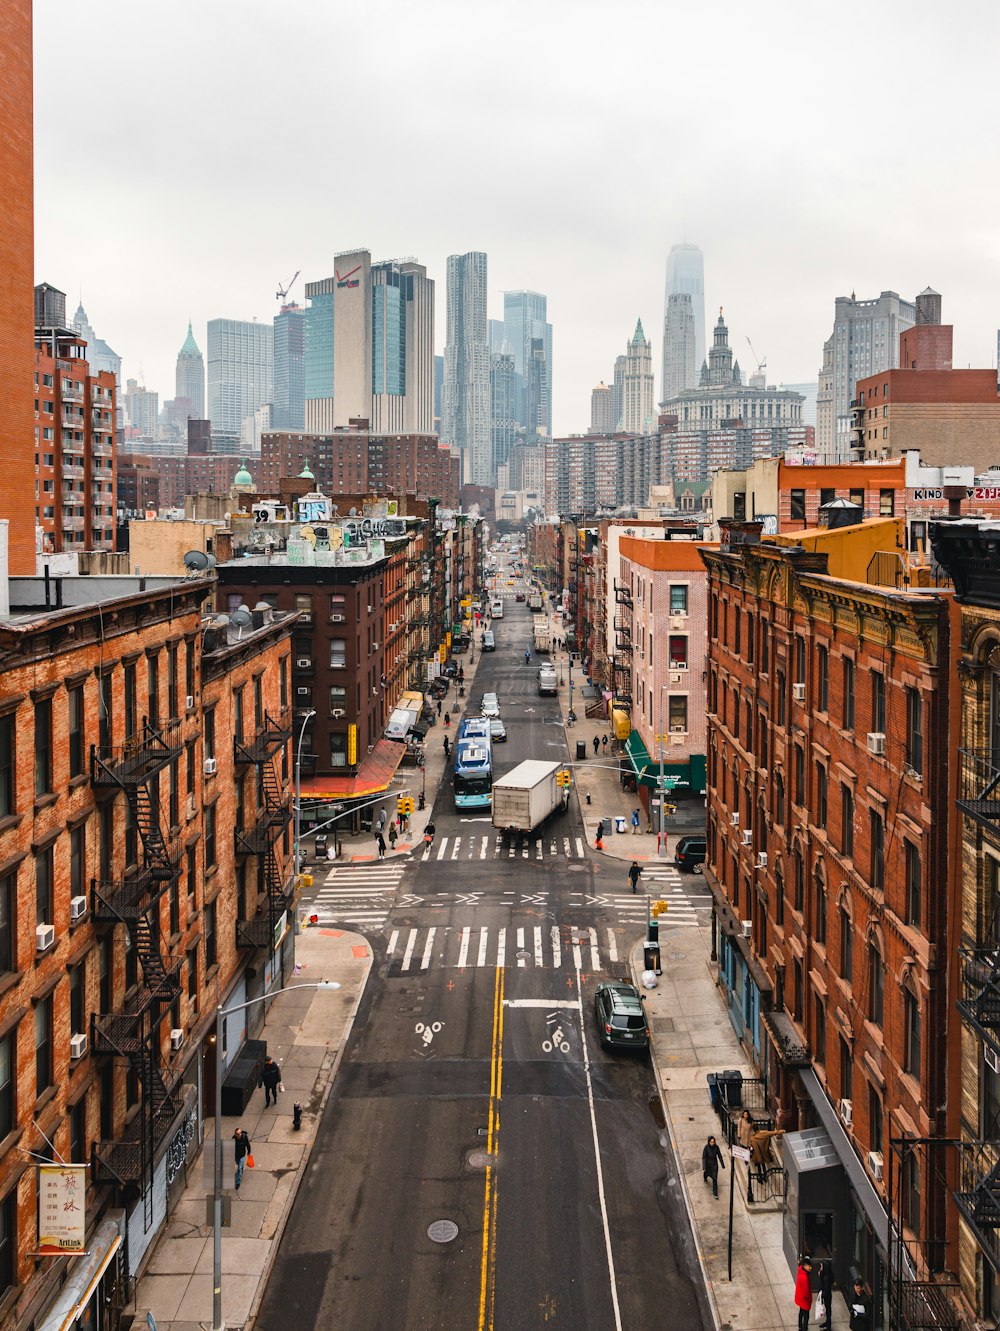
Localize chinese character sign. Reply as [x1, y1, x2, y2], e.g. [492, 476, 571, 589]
[38, 1164, 88, 1253]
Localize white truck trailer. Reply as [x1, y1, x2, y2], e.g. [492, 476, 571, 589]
[492, 759, 563, 835]
[533, 615, 550, 653]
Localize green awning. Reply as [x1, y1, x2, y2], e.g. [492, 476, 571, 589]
[624, 731, 692, 791]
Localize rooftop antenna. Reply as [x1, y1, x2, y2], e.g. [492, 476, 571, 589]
[276, 271, 300, 304]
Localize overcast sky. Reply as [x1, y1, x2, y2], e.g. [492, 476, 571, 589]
[34, 0, 1000, 436]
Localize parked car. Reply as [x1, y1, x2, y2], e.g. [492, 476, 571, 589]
[482, 630, 496, 652]
[489, 717, 507, 743]
[594, 982, 649, 1052]
[674, 834, 707, 873]
[481, 692, 501, 718]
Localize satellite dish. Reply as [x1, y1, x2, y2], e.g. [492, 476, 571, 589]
[230, 608, 252, 631]
[183, 550, 210, 572]
[214, 614, 230, 628]
[253, 601, 271, 612]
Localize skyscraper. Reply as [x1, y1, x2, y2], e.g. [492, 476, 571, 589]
[304, 277, 335, 432]
[664, 244, 705, 384]
[272, 303, 304, 430]
[490, 349, 516, 478]
[620, 319, 655, 434]
[815, 289, 917, 457]
[443, 251, 490, 484]
[174, 320, 205, 419]
[207, 317, 273, 444]
[501, 290, 552, 436]
[590, 382, 614, 434]
[611, 355, 626, 432]
[660, 292, 696, 403]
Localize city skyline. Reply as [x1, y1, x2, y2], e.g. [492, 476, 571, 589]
[33, 2, 1000, 438]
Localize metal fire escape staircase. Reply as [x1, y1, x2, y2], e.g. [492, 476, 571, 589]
[607, 581, 633, 715]
[90, 721, 184, 1219]
[234, 712, 292, 951]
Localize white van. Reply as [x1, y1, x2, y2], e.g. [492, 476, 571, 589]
[491, 600, 504, 619]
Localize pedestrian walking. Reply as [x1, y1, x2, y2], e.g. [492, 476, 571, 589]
[375, 831, 386, 859]
[630, 808, 640, 834]
[397, 811, 405, 833]
[701, 1135, 725, 1198]
[233, 1128, 252, 1190]
[595, 826, 604, 852]
[848, 1278, 871, 1330]
[737, 1109, 754, 1151]
[601, 734, 608, 754]
[444, 735, 450, 758]
[592, 735, 600, 756]
[260, 1055, 281, 1107]
[437, 699, 442, 717]
[388, 823, 398, 850]
[817, 1259, 833, 1331]
[628, 861, 642, 894]
[793, 1257, 813, 1331]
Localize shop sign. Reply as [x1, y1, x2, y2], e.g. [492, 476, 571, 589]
[38, 1164, 88, 1253]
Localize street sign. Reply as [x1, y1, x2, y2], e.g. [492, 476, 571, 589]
[731, 1145, 751, 1163]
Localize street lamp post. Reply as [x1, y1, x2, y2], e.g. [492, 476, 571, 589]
[294, 709, 316, 875]
[658, 685, 670, 859]
[212, 981, 340, 1331]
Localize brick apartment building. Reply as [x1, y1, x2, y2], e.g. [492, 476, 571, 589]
[700, 516, 961, 1316]
[33, 286, 117, 554]
[117, 453, 261, 516]
[0, 570, 295, 1327]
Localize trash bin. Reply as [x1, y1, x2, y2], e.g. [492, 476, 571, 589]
[707, 1072, 720, 1111]
[647, 916, 659, 944]
[614, 815, 627, 834]
[643, 943, 661, 974]
[575, 739, 587, 762]
[719, 1069, 743, 1109]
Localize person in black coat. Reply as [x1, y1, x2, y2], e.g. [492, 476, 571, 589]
[260, 1055, 281, 1107]
[816, 1259, 833, 1330]
[848, 1279, 871, 1331]
[233, 1128, 251, 1190]
[701, 1134, 725, 1198]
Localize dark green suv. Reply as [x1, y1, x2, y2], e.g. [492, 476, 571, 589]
[594, 982, 650, 1052]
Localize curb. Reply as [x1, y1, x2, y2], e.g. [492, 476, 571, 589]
[244, 941, 375, 1331]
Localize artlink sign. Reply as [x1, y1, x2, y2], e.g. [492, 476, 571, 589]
[37, 1164, 88, 1253]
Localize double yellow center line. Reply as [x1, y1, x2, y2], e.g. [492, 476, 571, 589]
[478, 966, 505, 1330]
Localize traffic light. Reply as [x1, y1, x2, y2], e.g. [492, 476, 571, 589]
[398, 797, 415, 816]
[650, 900, 669, 918]
[397, 795, 406, 815]
[556, 769, 571, 789]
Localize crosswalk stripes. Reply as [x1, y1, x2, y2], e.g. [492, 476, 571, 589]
[309, 863, 406, 929]
[385, 923, 628, 974]
[420, 833, 588, 863]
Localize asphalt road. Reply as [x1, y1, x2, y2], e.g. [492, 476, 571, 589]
[256, 565, 713, 1330]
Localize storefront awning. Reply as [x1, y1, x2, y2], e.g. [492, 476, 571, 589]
[37, 1220, 122, 1331]
[798, 1067, 888, 1251]
[299, 738, 404, 802]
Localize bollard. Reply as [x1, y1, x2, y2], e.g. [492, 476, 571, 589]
[292, 1102, 303, 1131]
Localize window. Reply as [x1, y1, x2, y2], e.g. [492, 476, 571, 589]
[36, 846, 53, 926]
[870, 1085, 883, 1158]
[66, 685, 85, 778]
[816, 764, 827, 829]
[840, 908, 853, 984]
[790, 489, 806, 522]
[904, 985, 921, 1079]
[814, 993, 826, 1066]
[187, 945, 199, 1006]
[906, 686, 922, 774]
[0, 715, 13, 820]
[147, 655, 159, 726]
[669, 584, 688, 614]
[330, 638, 347, 669]
[295, 593, 313, 622]
[34, 697, 52, 797]
[868, 940, 884, 1026]
[124, 661, 136, 740]
[794, 745, 805, 805]
[668, 636, 688, 669]
[328, 594, 346, 620]
[70, 961, 85, 1036]
[204, 902, 216, 969]
[840, 1038, 853, 1105]
[668, 696, 688, 733]
[734, 610, 741, 656]
[280, 657, 288, 708]
[793, 959, 803, 1021]
[843, 658, 855, 730]
[813, 864, 827, 944]
[774, 772, 785, 823]
[204, 707, 216, 760]
[905, 842, 921, 928]
[820, 488, 835, 509]
[233, 687, 244, 742]
[760, 623, 769, 674]
[0, 1032, 12, 1139]
[99, 672, 112, 751]
[879, 489, 895, 517]
[794, 848, 804, 912]
[775, 863, 784, 927]
[70, 825, 85, 900]
[186, 639, 196, 703]
[870, 809, 885, 891]
[329, 686, 347, 714]
[204, 804, 216, 869]
[70, 1100, 87, 1166]
[330, 733, 348, 768]
[36, 994, 53, 1096]
[167, 644, 179, 720]
[817, 646, 829, 712]
[871, 672, 886, 734]
[746, 617, 755, 666]
[850, 488, 864, 509]
[254, 675, 263, 730]
[841, 784, 854, 858]
[776, 670, 786, 727]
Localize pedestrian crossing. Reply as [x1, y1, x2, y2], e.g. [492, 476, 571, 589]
[419, 833, 590, 861]
[305, 863, 405, 930]
[387, 922, 626, 973]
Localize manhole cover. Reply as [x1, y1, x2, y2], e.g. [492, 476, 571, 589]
[670, 952, 687, 961]
[516, 950, 530, 960]
[468, 1151, 493, 1169]
[567, 864, 586, 872]
[428, 1220, 459, 1243]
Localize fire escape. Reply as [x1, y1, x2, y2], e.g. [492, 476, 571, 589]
[610, 581, 633, 714]
[234, 712, 293, 951]
[90, 720, 184, 1220]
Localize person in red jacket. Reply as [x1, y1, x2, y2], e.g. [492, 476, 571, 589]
[794, 1257, 814, 1330]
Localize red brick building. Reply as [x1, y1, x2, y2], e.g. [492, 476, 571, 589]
[0, 0, 35, 575]
[117, 453, 261, 515]
[700, 518, 961, 1310]
[0, 573, 294, 1326]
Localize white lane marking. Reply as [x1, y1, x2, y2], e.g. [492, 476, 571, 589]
[573, 968, 624, 1331]
[457, 926, 471, 969]
[496, 927, 506, 968]
[534, 926, 544, 968]
[401, 928, 418, 971]
[315, 887, 392, 898]
[451, 837, 462, 861]
[517, 927, 526, 967]
[387, 930, 399, 956]
[436, 838, 448, 861]
[521, 841, 529, 858]
[607, 931, 619, 963]
[420, 927, 436, 971]
[575, 837, 585, 858]
[551, 925, 562, 969]
[481, 835, 489, 859]
[535, 839, 543, 860]
[572, 937, 583, 971]
[563, 837, 571, 857]
[477, 927, 488, 967]
[589, 925, 601, 971]
[504, 998, 580, 1009]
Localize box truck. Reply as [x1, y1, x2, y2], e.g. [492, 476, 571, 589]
[492, 760, 563, 835]
[533, 616, 550, 653]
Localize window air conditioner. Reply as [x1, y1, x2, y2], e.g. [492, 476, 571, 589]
[69, 895, 87, 922]
[670, 672, 684, 684]
[36, 923, 55, 953]
[331, 708, 346, 718]
[868, 1151, 884, 1182]
[330, 614, 344, 622]
[296, 657, 312, 669]
[170, 1028, 184, 1052]
[867, 732, 886, 756]
[70, 1033, 88, 1060]
[730, 812, 740, 827]
[756, 851, 768, 869]
[792, 683, 806, 702]
[741, 920, 752, 938]
[296, 687, 311, 696]
[742, 829, 753, 846]
[839, 1098, 853, 1126]
[204, 757, 218, 776]
[186, 694, 195, 710]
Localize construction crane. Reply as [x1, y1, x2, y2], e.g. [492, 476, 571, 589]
[746, 336, 767, 378]
[275, 270, 300, 304]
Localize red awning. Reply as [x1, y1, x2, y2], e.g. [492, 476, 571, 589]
[299, 738, 405, 802]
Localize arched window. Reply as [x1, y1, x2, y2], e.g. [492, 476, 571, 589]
[775, 861, 785, 927]
[868, 937, 884, 1026]
[904, 979, 921, 1080]
[794, 847, 804, 912]
[813, 862, 827, 945]
[774, 771, 785, 823]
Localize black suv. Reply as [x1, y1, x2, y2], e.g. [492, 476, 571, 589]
[674, 834, 707, 872]
[594, 982, 649, 1052]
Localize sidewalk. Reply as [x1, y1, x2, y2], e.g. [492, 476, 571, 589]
[131, 926, 372, 1331]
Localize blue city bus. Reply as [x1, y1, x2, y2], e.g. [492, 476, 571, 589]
[453, 736, 493, 810]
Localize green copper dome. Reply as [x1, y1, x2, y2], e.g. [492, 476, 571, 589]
[298, 460, 315, 481]
[233, 458, 253, 487]
[179, 321, 201, 356]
